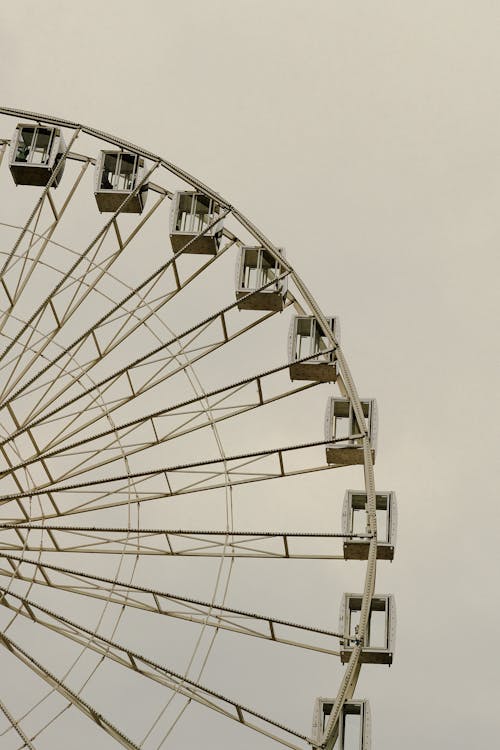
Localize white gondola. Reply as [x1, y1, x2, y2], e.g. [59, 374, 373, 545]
[288, 316, 339, 382]
[94, 151, 148, 213]
[9, 123, 66, 187]
[342, 490, 397, 560]
[311, 697, 371, 750]
[169, 191, 223, 254]
[339, 593, 395, 665]
[324, 397, 377, 465]
[235, 246, 287, 311]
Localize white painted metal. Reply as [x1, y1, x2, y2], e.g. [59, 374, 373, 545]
[9, 122, 66, 186]
[342, 490, 397, 560]
[324, 397, 377, 465]
[94, 149, 148, 213]
[170, 190, 224, 253]
[0, 106, 393, 750]
[235, 246, 287, 310]
[288, 315, 340, 382]
[339, 594, 395, 665]
[312, 698, 371, 750]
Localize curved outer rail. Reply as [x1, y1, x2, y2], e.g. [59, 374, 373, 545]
[0, 106, 379, 750]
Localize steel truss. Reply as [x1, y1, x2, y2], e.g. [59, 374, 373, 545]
[0, 106, 384, 750]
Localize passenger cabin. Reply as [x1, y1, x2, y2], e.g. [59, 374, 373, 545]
[235, 246, 287, 311]
[94, 151, 148, 213]
[9, 124, 66, 187]
[170, 191, 223, 254]
[342, 490, 397, 561]
[339, 593, 395, 665]
[324, 397, 377, 465]
[311, 697, 371, 750]
[288, 316, 339, 382]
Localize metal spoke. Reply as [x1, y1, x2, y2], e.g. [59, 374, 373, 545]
[0, 632, 143, 750]
[0, 160, 90, 318]
[0, 697, 37, 750]
[0, 553, 352, 652]
[0, 588, 312, 750]
[0, 159, 159, 378]
[0, 439, 342, 524]
[0, 128, 81, 283]
[2, 268, 290, 447]
[0, 107, 389, 750]
[1, 355, 328, 485]
[1, 210, 233, 422]
[0, 524, 365, 557]
[0, 182, 164, 405]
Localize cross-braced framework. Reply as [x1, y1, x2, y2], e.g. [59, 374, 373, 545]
[0, 107, 392, 750]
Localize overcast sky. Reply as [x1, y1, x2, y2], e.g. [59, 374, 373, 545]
[1, 2, 499, 749]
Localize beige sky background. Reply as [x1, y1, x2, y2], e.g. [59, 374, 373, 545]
[0, 1, 499, 748]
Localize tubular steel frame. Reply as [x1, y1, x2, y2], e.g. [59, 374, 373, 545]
[0, 106, 382, 750]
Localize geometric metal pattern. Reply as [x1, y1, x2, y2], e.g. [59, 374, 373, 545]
[0, 106, 393, 750]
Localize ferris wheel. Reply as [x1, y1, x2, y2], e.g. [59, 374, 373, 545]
[0, 107, 396, 750]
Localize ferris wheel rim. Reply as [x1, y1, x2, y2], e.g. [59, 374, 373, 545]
[0, 105, 382, 750]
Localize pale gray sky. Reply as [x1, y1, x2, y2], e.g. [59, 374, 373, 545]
[0, 2, 499, 749]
